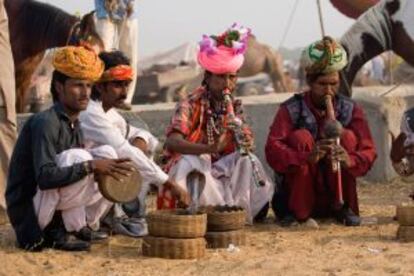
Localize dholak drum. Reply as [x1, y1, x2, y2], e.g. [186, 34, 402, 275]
[98, 168, 142, 203]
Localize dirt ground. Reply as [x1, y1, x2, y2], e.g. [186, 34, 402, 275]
[0, 178, 413, 276]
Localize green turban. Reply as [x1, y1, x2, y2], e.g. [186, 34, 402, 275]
[301, 36, 348, 75]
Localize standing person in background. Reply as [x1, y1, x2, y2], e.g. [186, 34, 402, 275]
[0, 0, 18, 224]
[95, 0, 138, 110]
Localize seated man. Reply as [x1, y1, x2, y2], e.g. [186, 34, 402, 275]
[161, 25, 274, 223]
[265, 37, 377, 227]
[79, 51, 189, 234]
[6, 46, 132, 251]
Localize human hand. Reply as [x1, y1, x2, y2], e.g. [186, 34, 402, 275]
[91, 158, 134, 181]
[131, 137, 149, 156]
[330, 144, 352, 168]
[165, 180, 190, 208]
[307, 139, 335, 164]
[209, 132, 230, 154]
[126, 2, 134, 17]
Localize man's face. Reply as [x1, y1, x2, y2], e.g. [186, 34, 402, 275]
[309, 72, 340, 110]
[205, 72, 238, 99]
[100, 80, 131, 109]
[55, 78, 92, 112]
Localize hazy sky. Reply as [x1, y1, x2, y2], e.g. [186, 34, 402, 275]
[40, 0, 355, 57]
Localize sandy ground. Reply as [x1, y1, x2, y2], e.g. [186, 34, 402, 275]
[0, 179, 413, 276]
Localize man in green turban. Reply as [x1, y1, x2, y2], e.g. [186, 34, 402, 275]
[266, 36, 377, 228]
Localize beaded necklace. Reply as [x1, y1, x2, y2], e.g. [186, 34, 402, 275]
[205, 92, 227, 145]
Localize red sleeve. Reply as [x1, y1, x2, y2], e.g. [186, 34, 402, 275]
[344, 105, 377, 177]
[265, 105, 311, 173]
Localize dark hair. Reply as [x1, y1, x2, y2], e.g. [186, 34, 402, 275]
[201, 71, 212, 87]
[305, 72, 325, 86]
[91, 51, 131, 100]
[50, 70, 70, 102]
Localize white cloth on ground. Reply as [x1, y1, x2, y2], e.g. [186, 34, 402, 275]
[33, 145, 115, 232]
[168, 152, 274, 224]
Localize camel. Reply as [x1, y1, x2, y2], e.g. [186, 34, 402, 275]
[5, 0, 104, 113]
[239, 36, 289, 93]
[338, 0, 414, 96]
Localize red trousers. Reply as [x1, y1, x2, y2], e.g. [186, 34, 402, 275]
[285, 129, 359, 220]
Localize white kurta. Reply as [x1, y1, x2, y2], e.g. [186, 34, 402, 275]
[79, 101, 169, 190]
[168, 152, 274, 224]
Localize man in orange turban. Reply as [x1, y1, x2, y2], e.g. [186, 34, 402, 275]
[6, 46, 133, 252]
[80, 51, 189, 237]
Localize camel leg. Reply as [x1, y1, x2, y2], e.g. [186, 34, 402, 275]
[15, 53, 45, 113]
[264, 48, 288, 93]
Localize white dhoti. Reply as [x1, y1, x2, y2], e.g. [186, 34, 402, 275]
[33, 145, 116, 232]
[168, 152, 274, 223]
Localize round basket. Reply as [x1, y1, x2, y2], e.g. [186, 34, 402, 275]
[147, 209, 207, 238]
[142, 236, 206, 259]
[397, 226, 414, 242]
[205, 230, 246, 249]
[396, 205, 414, 226]
[204, 205, 246, 232]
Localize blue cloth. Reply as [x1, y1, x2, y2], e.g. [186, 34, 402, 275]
[95, 0, 137, 20]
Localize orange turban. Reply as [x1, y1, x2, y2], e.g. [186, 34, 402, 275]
[52, 46, 104, 81]
[99, 65, 134, 82]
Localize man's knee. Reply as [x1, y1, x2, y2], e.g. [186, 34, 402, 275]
[287, 129, 315, 152]
[56, 149, 93, 167]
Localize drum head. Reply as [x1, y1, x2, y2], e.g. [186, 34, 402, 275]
[98, 168, 142, 203]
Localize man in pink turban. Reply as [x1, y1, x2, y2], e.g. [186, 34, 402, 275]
[158, 24, 274, 224]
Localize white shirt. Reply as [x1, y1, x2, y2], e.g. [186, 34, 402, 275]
[79, 100, 168, 186]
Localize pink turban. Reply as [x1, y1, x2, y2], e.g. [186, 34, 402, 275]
[198, 46, 245, 74]
[197, 24, 250, 74]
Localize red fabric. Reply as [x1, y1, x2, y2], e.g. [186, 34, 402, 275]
[265, 92, 377, 219]
[161, 86, 251, 172]
[157, 186, 176, 210]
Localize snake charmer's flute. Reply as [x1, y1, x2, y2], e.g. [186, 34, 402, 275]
[222, 89, 265, 188]
[323, 95, 344, 205]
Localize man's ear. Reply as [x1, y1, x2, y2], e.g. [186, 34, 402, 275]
[54, 81, 64, 99]
[95, 83, 106, 93]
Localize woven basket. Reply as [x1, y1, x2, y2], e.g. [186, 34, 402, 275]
[397, 226, 414, 242]
[147, 209, 207, 238]
[205, 230, 246, 249]
[396, 205, 414, 226]
[142, 236, 206, 259]
[203, 205, 246, 232]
